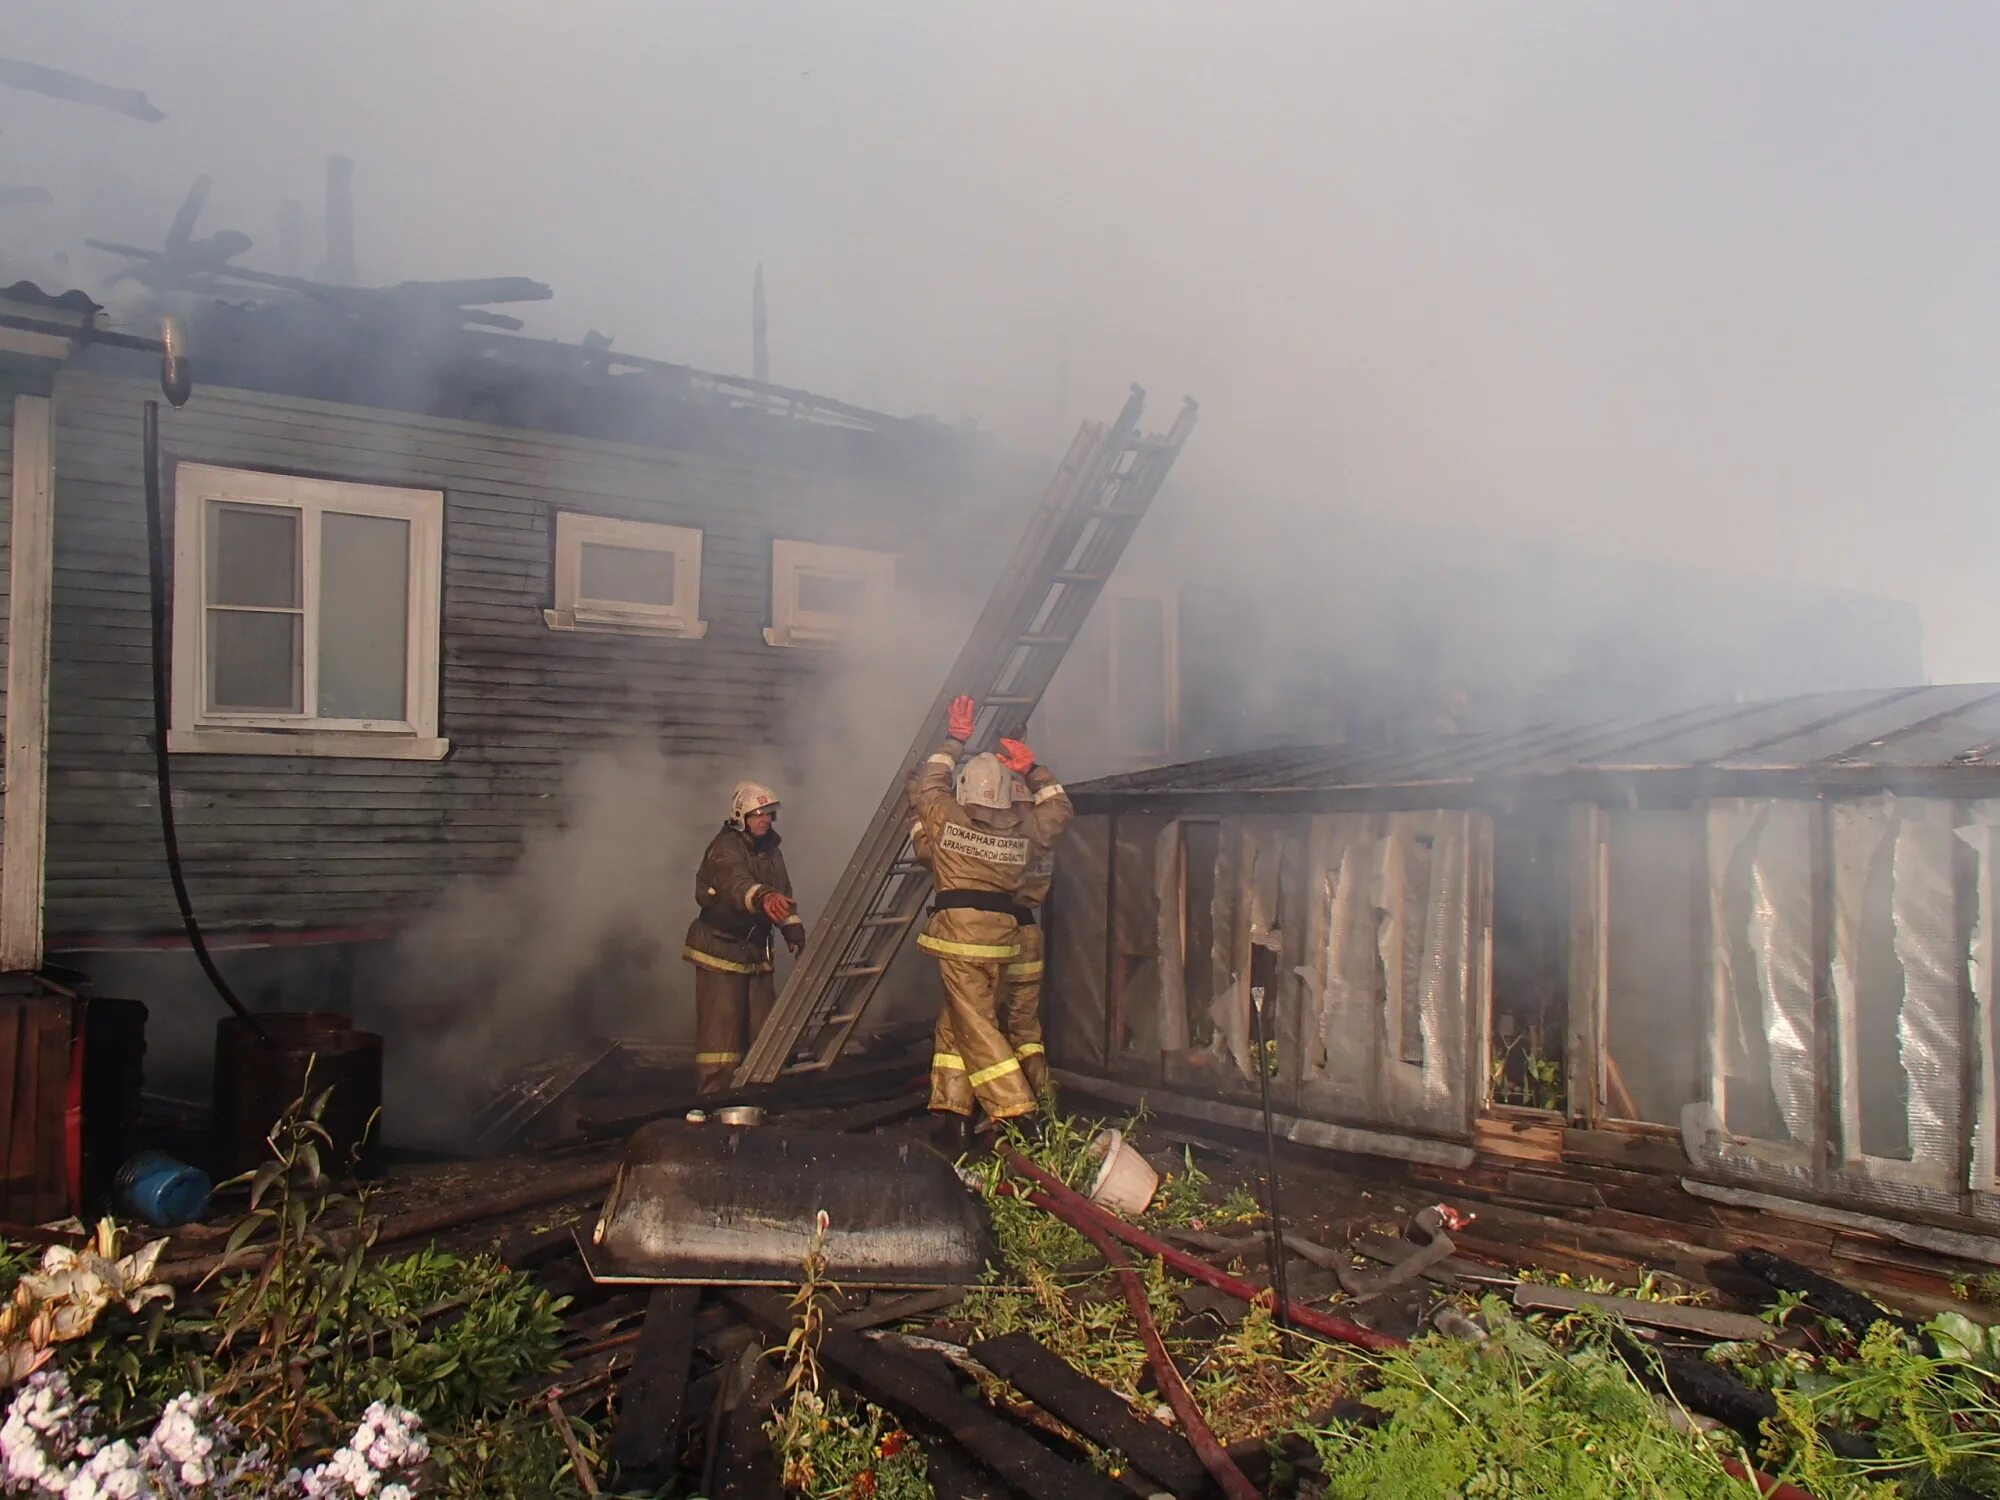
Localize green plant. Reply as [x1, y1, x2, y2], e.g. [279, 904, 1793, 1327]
[0, 1240, 32, 1300]
[1953, 1272, 2000, 1308]
[202, 1072, 377, 1459]
[769, 1211, 929, 1498]
[1302, 1304, 1758, 1498]
[1766, 1322, 2000, 1494]
[1142, 1148, 1263, 1232]
[1490, 1034, 1565, 1113]
[430, 1404, 605, 1499]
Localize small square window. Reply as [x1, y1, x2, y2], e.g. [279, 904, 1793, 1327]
[170, 464, 445, 760]
[545, 513, 707, 638]
[763, 539, 895, 647]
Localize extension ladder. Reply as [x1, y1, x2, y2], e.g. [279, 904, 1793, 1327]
[735, 386, 1198, 1083]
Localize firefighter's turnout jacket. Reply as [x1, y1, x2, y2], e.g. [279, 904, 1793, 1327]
[683, 824, 804, 1093]
[683, 824, 802, 975]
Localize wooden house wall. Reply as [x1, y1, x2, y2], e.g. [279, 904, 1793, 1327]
[41, 371, 1006, 939]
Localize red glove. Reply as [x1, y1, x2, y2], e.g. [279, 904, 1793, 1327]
[997, 738, 1036, 774]
[947, 695, 977, 742]
[760, 891, 796, 924]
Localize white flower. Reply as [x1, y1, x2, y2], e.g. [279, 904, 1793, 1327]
[378, 1487, 411, 1500]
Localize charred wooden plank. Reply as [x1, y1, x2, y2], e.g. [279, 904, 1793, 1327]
[606, 1286, 700, 1482]
[923, 1441, 1009, 1500]
[970, 1332, 1207, 1497]
[726, 1292, 1126, 1500]
[711, 1351, 784, 1500]
[1510, 1283, 1772, 1342]
[1735, 1248, 1920, 1335]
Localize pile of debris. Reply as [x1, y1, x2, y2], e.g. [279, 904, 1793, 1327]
[10, 1072, 2000, 1498]
[427, 1098, 2000, 1497]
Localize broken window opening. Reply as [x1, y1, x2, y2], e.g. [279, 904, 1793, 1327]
[1490, 810, 1570, 1113]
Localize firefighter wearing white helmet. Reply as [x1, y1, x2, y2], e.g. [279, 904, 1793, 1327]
[683, 780, 807, 1094]
[907, 696, 1072, 1137]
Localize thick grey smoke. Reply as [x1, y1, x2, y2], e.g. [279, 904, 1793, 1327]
[370, 557, 982, 1145]
[6, 2, 1995, 676]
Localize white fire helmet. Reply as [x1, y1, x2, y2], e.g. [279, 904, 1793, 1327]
[729, 781, 781, 828]
[955, 753, 1012, 810]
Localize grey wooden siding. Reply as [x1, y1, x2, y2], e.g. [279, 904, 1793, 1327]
[44, 371, 1004, 938]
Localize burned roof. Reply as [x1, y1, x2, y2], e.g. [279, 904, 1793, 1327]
[0, 280, 102, 315]
[1071, 683, 2000, 810]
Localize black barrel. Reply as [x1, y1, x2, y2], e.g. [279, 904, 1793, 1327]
[213, 1013, 383, 1177]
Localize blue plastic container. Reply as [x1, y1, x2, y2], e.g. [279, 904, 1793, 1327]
[112, 1150, 211, 1228]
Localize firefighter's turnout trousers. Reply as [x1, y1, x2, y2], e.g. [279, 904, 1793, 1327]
[997, 917, 1047, 1096]
[920, 905, 1034, 1121]
[688, 947, 776, 1095]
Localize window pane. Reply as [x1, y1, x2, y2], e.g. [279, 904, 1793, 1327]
[207, 503, 300, 608]
[579, 542, 675, 607]
[797, 568, 864, 616]
[319, 512, 410, 720]
[208, 609, 302, 711]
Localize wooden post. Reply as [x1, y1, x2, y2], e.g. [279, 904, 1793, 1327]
[1, 395, 54, 971]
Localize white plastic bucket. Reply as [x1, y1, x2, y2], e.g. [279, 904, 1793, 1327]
[1086, 1128, 1159, 1216]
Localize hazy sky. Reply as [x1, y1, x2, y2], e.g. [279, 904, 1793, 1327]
[8, 3, 1998, 676]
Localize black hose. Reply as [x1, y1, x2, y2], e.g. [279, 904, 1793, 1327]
[140, 400, 265, 1039]
[1250, 973, 1294, 1341]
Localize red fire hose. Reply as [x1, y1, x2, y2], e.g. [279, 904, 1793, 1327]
[1032, 1184, 1260, 1500]
[998, 1144, 1815, 1499]
[1000, 1144, 1402, 1353]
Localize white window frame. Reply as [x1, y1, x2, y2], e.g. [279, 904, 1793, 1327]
[763, 539, 896, 647]
[169, 463, 447, 761]
[543, 512, 708, 639]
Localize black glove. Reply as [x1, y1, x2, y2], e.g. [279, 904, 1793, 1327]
[783, 924, 806, 956]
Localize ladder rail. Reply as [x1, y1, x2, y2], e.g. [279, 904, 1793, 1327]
[734, 389, 1195, 1084]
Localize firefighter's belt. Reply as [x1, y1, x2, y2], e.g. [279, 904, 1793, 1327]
[1011, 906, 1038, 927]
[932, 890, 1016, 914]
[682, 946, 773, 974]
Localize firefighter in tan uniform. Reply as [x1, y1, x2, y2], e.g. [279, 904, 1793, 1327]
[682, 782, 807, 1095]
[914, 774, 1063, 1099]
[908, 695, 1072, 1131]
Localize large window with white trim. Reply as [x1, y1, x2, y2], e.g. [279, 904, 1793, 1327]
[170, 464, 446, 759]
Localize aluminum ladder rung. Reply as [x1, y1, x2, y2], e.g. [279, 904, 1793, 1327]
[983, 695, 1036, 707]
[858, 914, 911, 929]
[1015, 633, 1074, 647]
[1052, 570, 1106, 585]
[832, 963, 889, 980]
